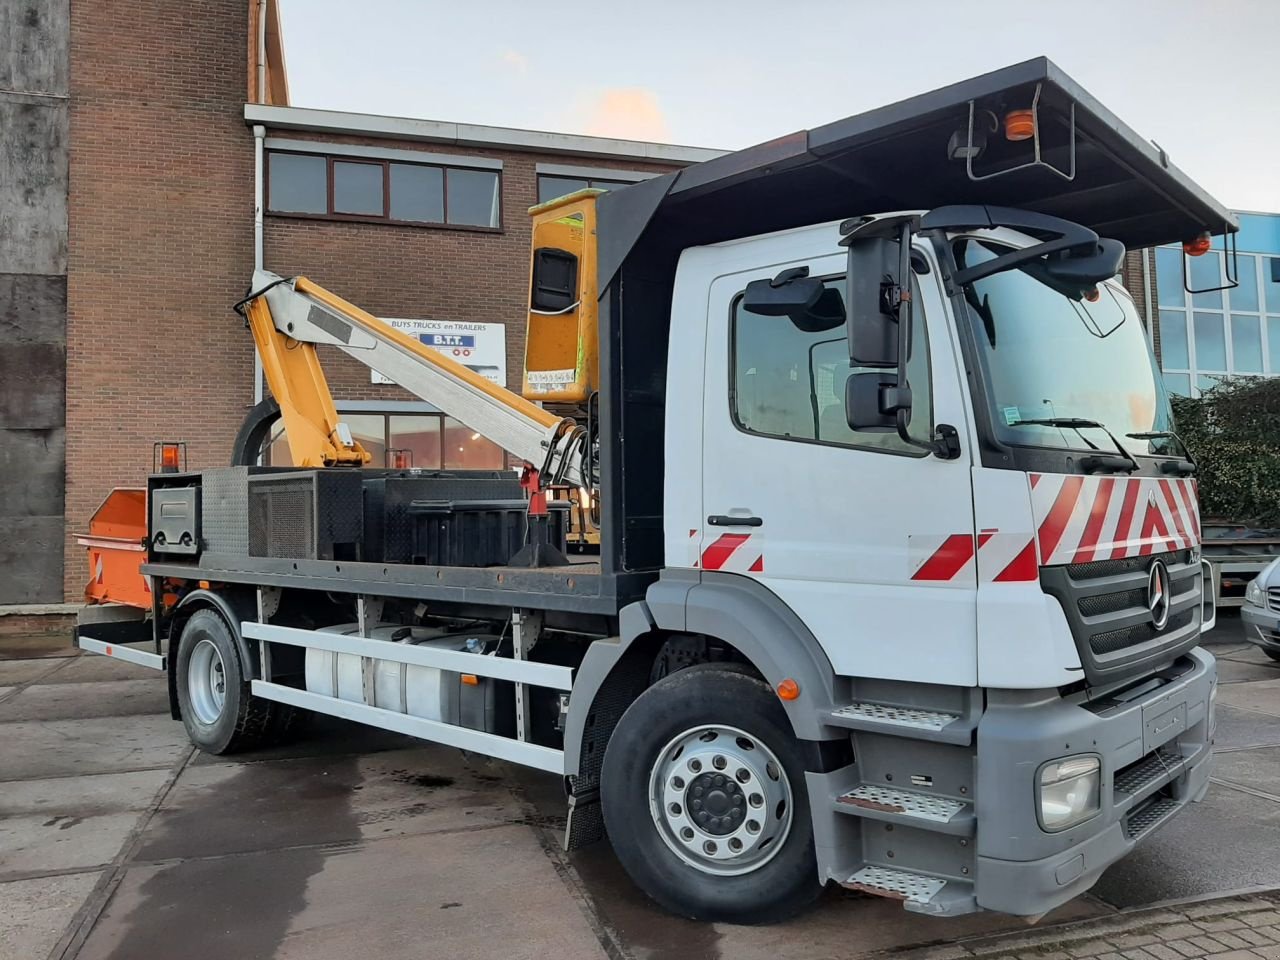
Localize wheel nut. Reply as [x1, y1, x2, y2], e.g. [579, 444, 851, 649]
[714, 775, 725, 787]
[691, 799, 702, 810]
[689, 759, 701, 772]
[736, 769, 751, 783]
[713, 755, 727, 770]
[734, 796, 743, 806]
[672, 776, 684, 790]
[694, 786, 703, 797]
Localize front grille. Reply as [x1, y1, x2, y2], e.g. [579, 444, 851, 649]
[1091, 609, 1197, 656]
[1066, 551, 1190, 582]
[1040, 548, 1202, 685]
[1078, 587, 1145, 618]
[1267, 587, 1280, 614]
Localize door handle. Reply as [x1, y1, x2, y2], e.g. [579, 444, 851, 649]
[707, 515, 763, 527]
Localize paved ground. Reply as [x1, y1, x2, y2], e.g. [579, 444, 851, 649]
[2, 617, 1279, 960]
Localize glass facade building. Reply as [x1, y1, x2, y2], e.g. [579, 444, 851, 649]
[1153, 212, 1280, 397]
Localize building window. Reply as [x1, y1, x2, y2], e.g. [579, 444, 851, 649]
[267, 412, 508, 470]
[1155, 247, 1280, 396]
[537, 174, 634, 205]
[267, 151, 501, 229]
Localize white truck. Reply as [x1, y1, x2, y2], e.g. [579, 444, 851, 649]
[77, 59, 1228, 924]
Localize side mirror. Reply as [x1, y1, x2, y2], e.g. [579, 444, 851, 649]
[845, 370, 900, 430]
[742, 273, 828, 326]
[1039, 237, 1126, 291]
[845, 238, 899, 367]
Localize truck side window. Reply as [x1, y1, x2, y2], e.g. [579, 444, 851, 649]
[731, 277, 931, 455]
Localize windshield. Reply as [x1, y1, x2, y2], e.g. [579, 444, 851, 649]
[956, 238, 1174, 455]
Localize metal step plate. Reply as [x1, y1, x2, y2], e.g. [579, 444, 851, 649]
[831, 702, 957, 731]
[838, 784, 965, 823]
[844, 865, 946, 904]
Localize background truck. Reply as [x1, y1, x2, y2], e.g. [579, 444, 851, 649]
[76, 58, 1226, 924]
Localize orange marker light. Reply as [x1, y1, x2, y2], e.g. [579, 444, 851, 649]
[461, 674, 480, 686]
[1183, 233, 1212, 258]
[776, 678, 801, 701]
[1004, 108, 1036, 141]
[198, 580, 210, 590]
[160, 444, 181, 471]
[1084, 287, 1100, 303]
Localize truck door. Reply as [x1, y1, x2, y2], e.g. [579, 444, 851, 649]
[699, 247, 978, 686]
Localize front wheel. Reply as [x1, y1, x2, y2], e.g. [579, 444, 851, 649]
[600, 664, 822, 924]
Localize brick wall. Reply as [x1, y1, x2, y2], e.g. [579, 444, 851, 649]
[63, 0, 681, 600]
[66, 0, 256, 599]
[1120, 247, 1162, 365]
[260, 139, 676, 400]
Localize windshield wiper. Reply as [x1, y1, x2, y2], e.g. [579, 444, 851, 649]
[1009, 417, 1140, 474]
[1127, 430, 1197, 474]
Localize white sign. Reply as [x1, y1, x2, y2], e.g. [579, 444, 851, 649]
[372, 319, 507, 386]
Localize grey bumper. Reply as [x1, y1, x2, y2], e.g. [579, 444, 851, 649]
[974, 647, 1216, 916]
[1241, 604, 1280, 652]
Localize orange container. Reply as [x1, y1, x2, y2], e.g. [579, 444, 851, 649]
[78, 488, 151, 609]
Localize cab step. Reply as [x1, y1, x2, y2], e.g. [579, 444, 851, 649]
[827, 702, 974, 744]
[840, 865, 978, 916]
[834, 783, 974, 835]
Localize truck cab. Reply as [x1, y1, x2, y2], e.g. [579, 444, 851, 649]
[634, 212, 1216, 915]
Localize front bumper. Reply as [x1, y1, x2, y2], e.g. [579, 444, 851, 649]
[1241, 604, 1280, 653]
[974, 647, 1216, 916]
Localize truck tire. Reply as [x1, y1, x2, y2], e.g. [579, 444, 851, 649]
[175, 609, 275, 754]
[601, 663, 822, 924]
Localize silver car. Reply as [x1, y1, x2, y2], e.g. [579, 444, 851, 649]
[1240, 558, 1280, 662]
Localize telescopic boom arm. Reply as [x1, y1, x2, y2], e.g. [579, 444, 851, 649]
[242, 270, 586, 486]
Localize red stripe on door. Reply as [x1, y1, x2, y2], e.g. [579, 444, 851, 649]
[993, 540, 1038, 582]
[701, 533, 750, 571]
[1037, 475, 1085, 561]
[912, 534, 975, 581]
[1072, 477, 1115, 564]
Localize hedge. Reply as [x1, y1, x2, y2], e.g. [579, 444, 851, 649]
[1170, 376, 1280, 525]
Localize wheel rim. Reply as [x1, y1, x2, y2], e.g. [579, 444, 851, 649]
[187, 638, 227, 725]
[648, 723, 794, 877]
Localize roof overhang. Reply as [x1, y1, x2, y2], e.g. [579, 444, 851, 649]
[242, 103, 724, 165]
[596, 57, 1239, 291]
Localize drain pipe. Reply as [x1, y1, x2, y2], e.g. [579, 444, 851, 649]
[252, 0, 268, 405]
[252, 123, 266, 405]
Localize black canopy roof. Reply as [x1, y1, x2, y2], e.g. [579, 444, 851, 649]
[597, 57, 1237, 291]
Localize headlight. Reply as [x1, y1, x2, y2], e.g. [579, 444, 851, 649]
[1038, 755, 1101, 831]
[1246, 578, 1265, 608]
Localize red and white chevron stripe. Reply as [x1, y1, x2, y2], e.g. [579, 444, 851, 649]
[1030, 473, 1199, 566]
[909, 530, 1037, 583]
[699, 532, 764, 574]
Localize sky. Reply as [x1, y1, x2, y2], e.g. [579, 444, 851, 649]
[278, 0, 1280, 212]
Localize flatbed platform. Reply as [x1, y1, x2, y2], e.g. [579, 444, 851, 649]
[142, 554, 651, 616]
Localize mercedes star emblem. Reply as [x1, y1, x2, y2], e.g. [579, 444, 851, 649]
[1147, 559, 1171, 631]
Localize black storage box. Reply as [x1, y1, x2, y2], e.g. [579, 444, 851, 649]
[408, 499, 570, 567]
[363, 472, 523, 564]
[247, 470, 364, 560]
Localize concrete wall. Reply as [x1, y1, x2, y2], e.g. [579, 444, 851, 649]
[0, 0, 69, 603]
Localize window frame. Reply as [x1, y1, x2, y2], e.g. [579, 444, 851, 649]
[266, 410, 509, 470]
[535, 173, 635, 206]
[266, 149, 503, 232]
[726, 273, 934, 459]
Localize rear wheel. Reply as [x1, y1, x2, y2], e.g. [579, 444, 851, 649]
[601, 664, 822, 924]
[175, 609, 275, 754]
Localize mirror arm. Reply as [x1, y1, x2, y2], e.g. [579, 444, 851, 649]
[889, 221, 961, 460]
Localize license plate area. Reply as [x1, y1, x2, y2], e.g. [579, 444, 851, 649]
[1143, 700, 1188, 754]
